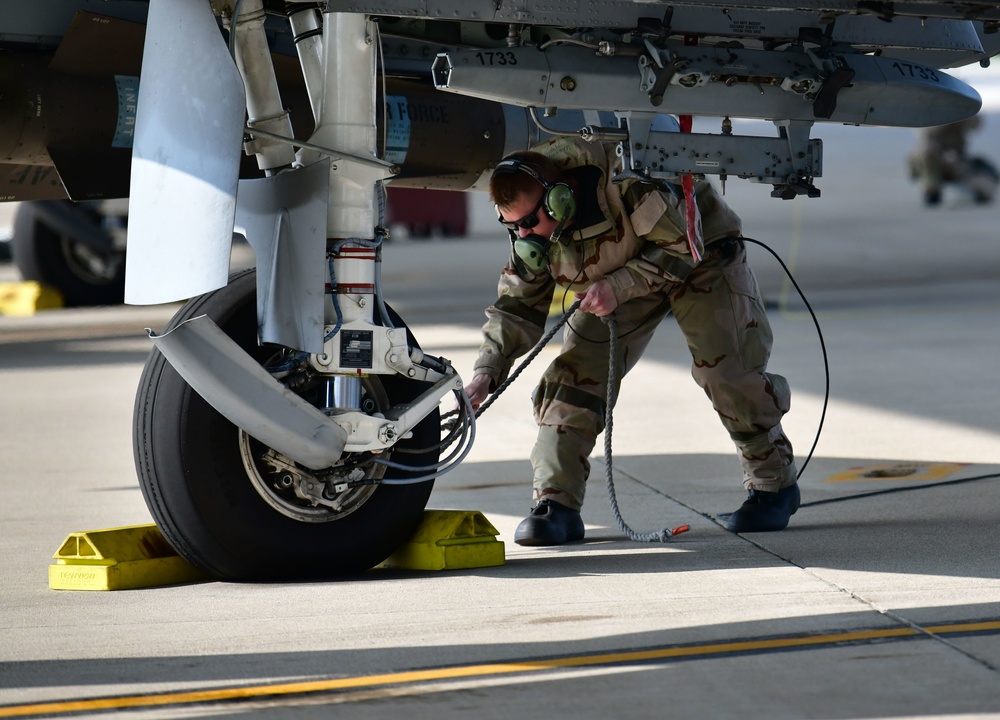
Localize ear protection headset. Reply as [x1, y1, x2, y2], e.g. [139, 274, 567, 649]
[494, 158, 577, 224]
[494, 157, 577, 275]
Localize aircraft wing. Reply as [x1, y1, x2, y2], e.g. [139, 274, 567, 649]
[325, 0, 1000, 68]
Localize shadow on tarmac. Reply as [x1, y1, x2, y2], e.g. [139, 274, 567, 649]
[437, 455, 1000, 582]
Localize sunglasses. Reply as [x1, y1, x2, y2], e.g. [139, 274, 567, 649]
[497, 195, 546, 231]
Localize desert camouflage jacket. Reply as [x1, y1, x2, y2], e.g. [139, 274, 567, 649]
[473, 135, 742, 387]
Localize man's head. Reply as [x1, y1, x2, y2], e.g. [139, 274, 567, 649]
[489, 152, 576, 241]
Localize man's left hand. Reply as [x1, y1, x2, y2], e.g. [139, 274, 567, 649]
[578, 279, 619, 317]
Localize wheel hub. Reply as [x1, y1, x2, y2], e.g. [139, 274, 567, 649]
[239, 358, 392, 523]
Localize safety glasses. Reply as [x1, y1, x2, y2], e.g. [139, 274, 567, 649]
[496, 195, 545, 231]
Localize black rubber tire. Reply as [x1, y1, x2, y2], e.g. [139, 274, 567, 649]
[10, 202, 126, 307]
[133, 270, 439, 581]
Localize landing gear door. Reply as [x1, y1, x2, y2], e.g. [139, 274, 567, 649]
[125, 0, 245, 306]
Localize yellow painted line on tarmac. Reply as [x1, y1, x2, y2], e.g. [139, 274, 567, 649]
[824, 462, 969, 483]
[2, 619, 999, 717]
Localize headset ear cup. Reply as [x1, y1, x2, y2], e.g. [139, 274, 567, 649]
[545, 183, 576, 223]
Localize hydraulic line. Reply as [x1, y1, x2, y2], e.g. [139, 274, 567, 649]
[374, 389, 478, 484]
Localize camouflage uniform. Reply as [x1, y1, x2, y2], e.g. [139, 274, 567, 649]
[473, 137, 796, 511]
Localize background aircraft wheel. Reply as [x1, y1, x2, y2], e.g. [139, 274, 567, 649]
[10, 201, 126, 307]
[133, 270, 439, 581]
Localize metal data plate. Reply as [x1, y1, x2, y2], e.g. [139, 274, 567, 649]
[641, 130, 823, 182]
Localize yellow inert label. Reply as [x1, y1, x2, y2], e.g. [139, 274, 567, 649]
[824, 462, 968, 483]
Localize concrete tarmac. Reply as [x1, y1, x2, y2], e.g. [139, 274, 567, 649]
[1, 118, 1000, 719]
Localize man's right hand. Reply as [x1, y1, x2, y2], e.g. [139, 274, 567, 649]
[578, 278, 619, 317]
[463, 373, 493, 411]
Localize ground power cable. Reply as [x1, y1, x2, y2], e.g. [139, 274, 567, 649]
[798, 471, 1000, 508]
[742, 236, 828, 481]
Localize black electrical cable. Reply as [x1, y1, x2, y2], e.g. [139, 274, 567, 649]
[560, 235, 829, 482]
[479, 234, 829, 484]
[738, 243, 999, 510]
[741, 237, 829, 480]
[799, 472, 1000, 509]
[472, 234, 833, 539]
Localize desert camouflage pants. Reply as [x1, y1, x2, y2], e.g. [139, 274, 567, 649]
[530, 238, 796, 511]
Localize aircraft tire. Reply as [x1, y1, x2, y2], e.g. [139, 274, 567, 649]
[10, 202, 126, 307]
[133, 269, 438, 581]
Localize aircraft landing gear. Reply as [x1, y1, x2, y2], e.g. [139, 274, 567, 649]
[133, 270, 439, 581]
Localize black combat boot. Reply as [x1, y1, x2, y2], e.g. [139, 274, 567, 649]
[514, 499, 585, 546]
[726, 484, 800, 532]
